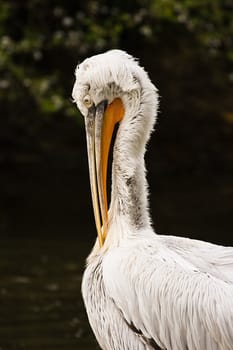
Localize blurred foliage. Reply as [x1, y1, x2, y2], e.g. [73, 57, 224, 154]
[0, 0, 232, 166]
[1, 0, 232, 114]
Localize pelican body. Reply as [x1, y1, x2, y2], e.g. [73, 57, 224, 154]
[72, 50, 233, 350]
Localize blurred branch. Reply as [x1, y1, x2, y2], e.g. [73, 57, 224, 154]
[0, 0, 232, 167]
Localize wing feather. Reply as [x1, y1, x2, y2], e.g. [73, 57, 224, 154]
[160, 235, 233, 283]
[103, 237, 233, 350]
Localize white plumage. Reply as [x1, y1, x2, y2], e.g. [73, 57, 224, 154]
[72, 50, 233, 350]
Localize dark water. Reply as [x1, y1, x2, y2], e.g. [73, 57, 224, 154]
[0, 166, 232, 349]
[0, 239, 98, 350]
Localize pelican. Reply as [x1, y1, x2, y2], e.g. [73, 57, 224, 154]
[72, 50, 233, 350]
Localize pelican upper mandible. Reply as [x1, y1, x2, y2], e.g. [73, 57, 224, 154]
[72, 50, 233, 350]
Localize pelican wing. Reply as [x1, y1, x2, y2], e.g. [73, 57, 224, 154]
[103, 237, 233, 350]
[160, 235, 233, 283]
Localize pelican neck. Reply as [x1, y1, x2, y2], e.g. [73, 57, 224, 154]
[109, 140, 151, 232]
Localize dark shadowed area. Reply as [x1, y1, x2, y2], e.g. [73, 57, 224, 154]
[0, 1, 232, 349]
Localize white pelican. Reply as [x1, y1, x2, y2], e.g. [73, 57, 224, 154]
[72, 50, 233, 350]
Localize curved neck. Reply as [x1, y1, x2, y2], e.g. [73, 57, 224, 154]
[105, 76, 157, 243]
[108, 128, 151, 233]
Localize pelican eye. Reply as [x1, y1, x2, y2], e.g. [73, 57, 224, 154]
[83, 94, 93, 108]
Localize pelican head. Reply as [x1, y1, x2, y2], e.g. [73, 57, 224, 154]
[72, 50, 158, 247]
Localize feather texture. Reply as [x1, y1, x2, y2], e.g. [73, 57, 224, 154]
[72, 50, 233, 350]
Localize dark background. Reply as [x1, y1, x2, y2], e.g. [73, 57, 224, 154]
[0, 0, 232, 243]
[0, 1, 232, 349]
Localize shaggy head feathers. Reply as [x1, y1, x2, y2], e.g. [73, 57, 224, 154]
[72, 50, 158, 121]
